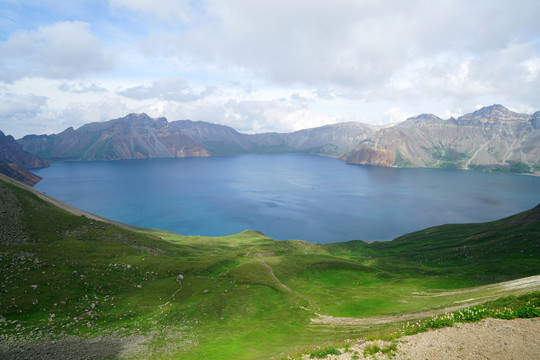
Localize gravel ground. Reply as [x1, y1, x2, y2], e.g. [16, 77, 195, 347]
[0, 336, 132, 359]
[312, 317, 539, 360]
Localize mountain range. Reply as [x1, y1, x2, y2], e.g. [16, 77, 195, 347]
[346, 104, 540, 173]
[3, 104, 540, 182]
[17, 113, 377, 161]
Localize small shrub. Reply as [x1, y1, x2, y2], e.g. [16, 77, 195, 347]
[425, 314, 454, 329]
[309, 346, 341, 359]
[453, 306, 488, 322]
[309, 349, 327, 359]
[363, 344, 381, 356]
[492, 309, 516, 320]
[381, 342, 397, 354]
[515, 306, 540, 318]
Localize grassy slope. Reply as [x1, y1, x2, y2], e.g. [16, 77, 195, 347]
[0, 177, 539, 359]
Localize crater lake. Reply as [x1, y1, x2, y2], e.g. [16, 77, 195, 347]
[33, 153, 540, 243]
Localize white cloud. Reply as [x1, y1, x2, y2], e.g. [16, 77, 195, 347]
[2, 0, 540, 136]
[219, 98, 354, 134]
[0, 21, 113, 82]
[58, 81, 107, 93]
[0, 91, 47, 119]
[61, 99, 128, 129]
[110, 0, 199, 23]
[0, 90, 56, 137]
[117, 77, 221, 102]
[118, 0, 540, 116]
[522, 57, 540, 81]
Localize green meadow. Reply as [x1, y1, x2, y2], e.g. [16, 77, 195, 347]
[0, 175, 539, 359]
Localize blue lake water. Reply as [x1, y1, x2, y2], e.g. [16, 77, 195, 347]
[33, 154, 540, 243]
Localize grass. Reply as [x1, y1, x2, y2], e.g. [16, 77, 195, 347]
[0, 176, 539, 359]
[386, 291, 540, 339]
[309, 346, 341, 358]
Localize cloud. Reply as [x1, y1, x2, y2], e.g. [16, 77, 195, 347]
[121, 0, 539, 100]
[221, 98, 351, 134]
[2, 0, 539, 137]
[117, 77, 221, 102]
[0, 21, 113, 82]
[0, 87, 128, 138]
[61, 99, 128, 128]
[58, 81, 107, 93]
[110, 0, 199, 23]
[0, 91, 48, 119]
[0, 90, 53, 137]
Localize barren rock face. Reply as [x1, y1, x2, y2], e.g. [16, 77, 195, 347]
[0, 131, 48, 185]
[346, 105, 540, 173]
[346, 146, 394, 167]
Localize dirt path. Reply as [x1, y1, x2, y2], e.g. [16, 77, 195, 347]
[257, 260, 291, 292]
[257, 260, 319, 311]
[312, 317, 540, 360]
[312, 275, 540, 326]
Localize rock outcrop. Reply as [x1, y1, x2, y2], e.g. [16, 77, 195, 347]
[0, 131, 48, 185]
[346, 105, 540, 173]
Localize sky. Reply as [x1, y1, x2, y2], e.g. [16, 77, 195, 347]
[1, 0, 539, 139]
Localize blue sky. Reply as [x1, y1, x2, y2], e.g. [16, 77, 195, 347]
[1, 0, 539, 138]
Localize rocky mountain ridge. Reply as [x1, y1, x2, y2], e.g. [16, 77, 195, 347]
[346, 105, 540, 173]
[13, 104, 540, 175]
[18, 114, 377, 161]
[0, 131, 48, 185]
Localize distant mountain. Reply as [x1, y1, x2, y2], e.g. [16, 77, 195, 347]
[18, 114, 210, 161]
[346, 105, 540, 173]
[16, 104, 540, 174]
[18, 114, 378, 161]
[0, 130, 48, 185]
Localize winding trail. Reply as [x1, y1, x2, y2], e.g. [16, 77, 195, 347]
[256, 260, 291, 292]
[256, 259, 319, 312]
[158, 281, 183, 310]
[254, 262, 540, 327]
[311, 275, 540, 326]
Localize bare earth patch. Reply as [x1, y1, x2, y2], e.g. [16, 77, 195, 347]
[312, 275, 540, 326]
[310, 317, 539, 360]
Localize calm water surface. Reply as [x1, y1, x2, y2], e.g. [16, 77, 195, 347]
[33, 154, 540, 243]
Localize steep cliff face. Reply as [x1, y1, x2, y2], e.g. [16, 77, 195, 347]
[0, 131, 49, 169]
[0, 161, 43, 186]
[346, 105, 540, 173]
[0, 130, 48, 185]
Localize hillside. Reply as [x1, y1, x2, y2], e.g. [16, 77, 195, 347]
[17, 115, 377, 161]
[0, 131, 48, 185]
[346, 105, 540, 173]
[0, 173, 539, 359]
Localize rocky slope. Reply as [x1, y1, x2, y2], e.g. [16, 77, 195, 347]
[18, 114, 210, 161]
[0, 131, 48, 185]
[18, 114, 377, 161]
[346, 105, 540, 173]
